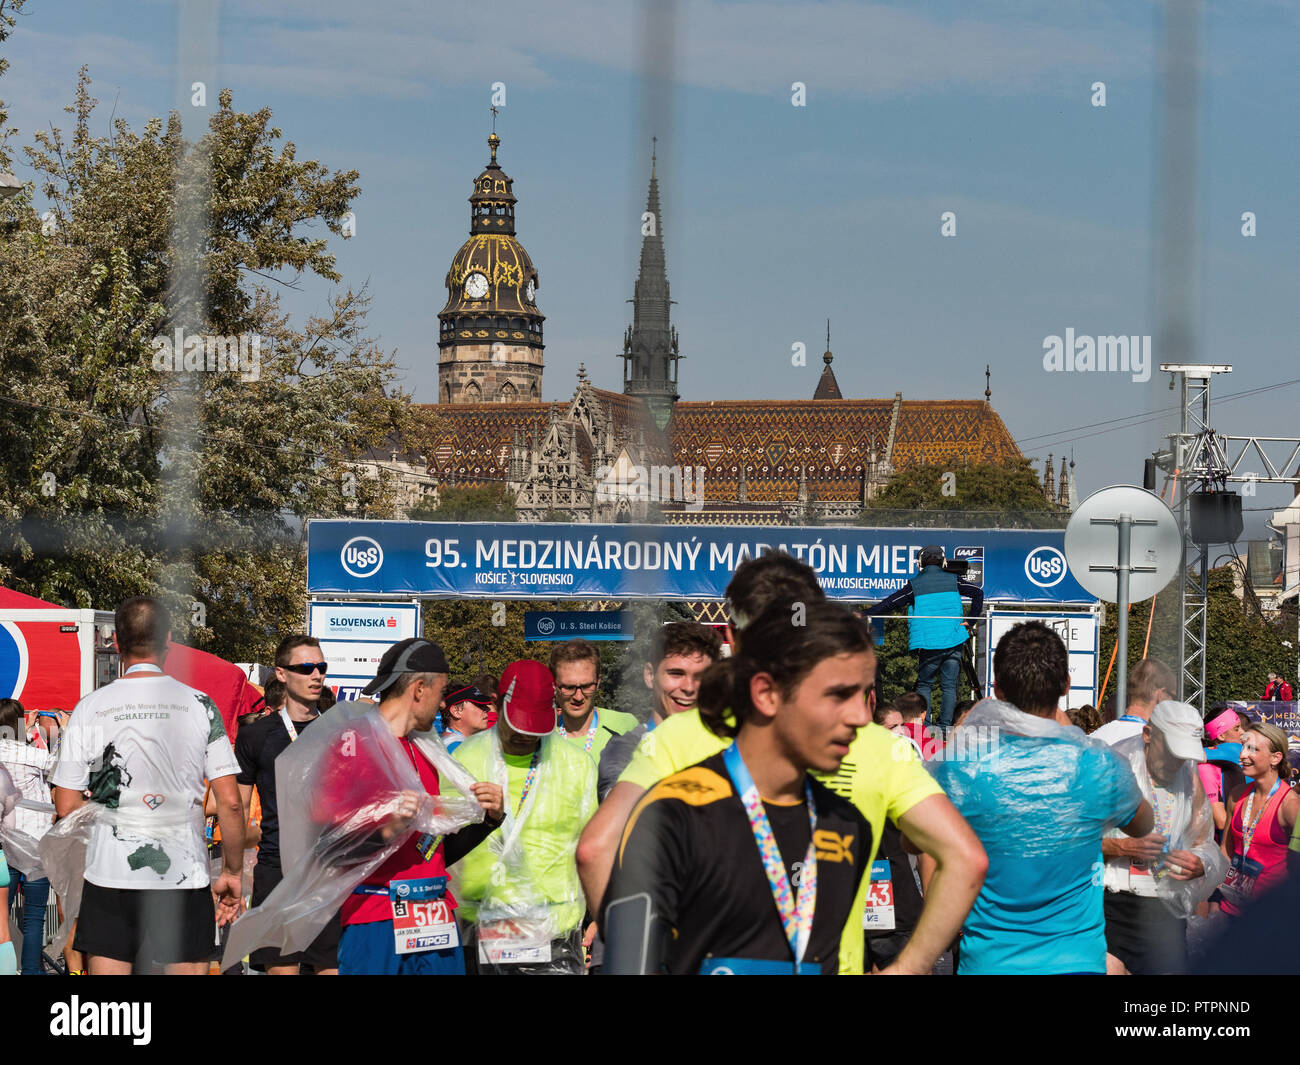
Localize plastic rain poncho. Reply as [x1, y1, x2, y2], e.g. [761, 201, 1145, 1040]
[222, 701, 484, 971]
[1108, 733, 1227, 919]
[929, 699, 1146, 858]
[0, 797, 52, 880]
[451, 728, 596, 975]
[39, 797, 203, 955]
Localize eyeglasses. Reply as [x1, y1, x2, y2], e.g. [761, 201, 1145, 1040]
[284, 662, 328, 676]
[556, 682, 598, 696]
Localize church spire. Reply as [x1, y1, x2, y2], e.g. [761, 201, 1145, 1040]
[622, 140, 681, 430]
[814, 318, 843, 400]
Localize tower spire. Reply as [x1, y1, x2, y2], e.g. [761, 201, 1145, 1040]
[622, 142, 681, 429]
[814, 316, 843, 400]
[985, 364, 991, 403]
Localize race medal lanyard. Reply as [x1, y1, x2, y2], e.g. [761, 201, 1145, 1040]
[1240, 780, 1282, 859]
[721, 743, 818, 972]
[279, 707, 318, 743]
[514, 749, 542, 815]
[492, 738, 544, 864]
[557, 711, 599, 753]
[1118, 714, 1145, 724]
[400, 740, 443, 863]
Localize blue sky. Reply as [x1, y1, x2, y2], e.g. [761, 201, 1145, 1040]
[7, 0, 1300, 534]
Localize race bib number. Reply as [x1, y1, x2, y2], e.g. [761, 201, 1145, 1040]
[1127, 857, 1159, 897]
[862, 859, 896, 931]
[477, 918, 552, 965]
[1220, 854, 1264, 907]
[391, 897, 459, 955]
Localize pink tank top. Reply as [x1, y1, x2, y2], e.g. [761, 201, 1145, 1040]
[1222, 782, 1291, 916]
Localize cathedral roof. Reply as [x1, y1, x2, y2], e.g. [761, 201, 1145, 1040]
[667, 398, 1019, 503]
[415, 383, 669, 484]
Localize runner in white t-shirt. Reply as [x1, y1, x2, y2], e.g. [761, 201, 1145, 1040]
[1092, 658, 1176, 747]
[51, 596, 245, 975]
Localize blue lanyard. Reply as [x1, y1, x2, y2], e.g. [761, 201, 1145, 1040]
[124, 663, 163, 676]
[644, 715, 658, 733]
[1118, 714, 1145, 724]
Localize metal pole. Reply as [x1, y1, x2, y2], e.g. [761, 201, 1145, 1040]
[1116, 513, 1133, 713]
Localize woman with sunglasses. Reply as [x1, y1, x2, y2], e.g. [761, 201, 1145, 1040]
[231, 635, 340, 974]
[1219, 722, 1300, 918]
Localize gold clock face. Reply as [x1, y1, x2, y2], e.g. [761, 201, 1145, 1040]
[465, 272, 489, 299]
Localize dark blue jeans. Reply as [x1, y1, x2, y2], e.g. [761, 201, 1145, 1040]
[11, 873, 50, 975]
[916, 644, 964, 729]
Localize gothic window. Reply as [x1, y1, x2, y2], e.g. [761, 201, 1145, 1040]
[463, 380, 482, 402]
[440, 382, 450, 404]
[499, 381, 517, 401]
[529, 382, 538, 400]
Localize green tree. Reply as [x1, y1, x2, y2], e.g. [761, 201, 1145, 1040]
[410, 484, 517, 523]
[0, 61, 435, 661]
[1097, 565, 1293, 711]
[862, 460, 1056, 518]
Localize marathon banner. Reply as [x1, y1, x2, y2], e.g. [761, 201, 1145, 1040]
[524, 610, 635, 641]
[1230, 701, 1300, 740]
[307, 520, 1096, 604]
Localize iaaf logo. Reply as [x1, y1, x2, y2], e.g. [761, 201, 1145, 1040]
[340, 536, 384, 578]
[1025, 546, 1067, 588]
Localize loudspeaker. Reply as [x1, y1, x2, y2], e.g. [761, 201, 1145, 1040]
[1189, 491, 1243, 544]
[1143, 458, 1157, 491]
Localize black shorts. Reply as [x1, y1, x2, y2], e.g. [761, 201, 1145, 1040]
[248, 861, 341, 972]
[74, 880, 215, 966]
[1103, 890, 1188, 975]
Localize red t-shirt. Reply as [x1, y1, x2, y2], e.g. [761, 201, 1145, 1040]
[313, 734, 456, 926]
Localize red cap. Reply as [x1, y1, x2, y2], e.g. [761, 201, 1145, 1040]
[499, 660, 556, 737]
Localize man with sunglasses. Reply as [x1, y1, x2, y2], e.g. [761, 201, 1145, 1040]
[233, 635, 341, 974]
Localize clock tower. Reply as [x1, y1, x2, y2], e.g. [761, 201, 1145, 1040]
[437, 129, 545, 404]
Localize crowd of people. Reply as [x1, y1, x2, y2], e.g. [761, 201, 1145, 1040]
[0, 550, 1296, 976]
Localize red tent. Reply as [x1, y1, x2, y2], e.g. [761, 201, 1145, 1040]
[164, 641, 265, 742]
[0, 587, 62, 609]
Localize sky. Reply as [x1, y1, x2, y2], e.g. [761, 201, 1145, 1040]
[6, 0, 1300, 538]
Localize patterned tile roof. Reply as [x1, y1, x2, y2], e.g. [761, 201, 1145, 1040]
[415, 401, 555, 481]
[413, 389, 1021, 502]
[667, 398, 1020, 503]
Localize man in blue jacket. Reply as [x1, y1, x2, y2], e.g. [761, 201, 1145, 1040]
[867, 545, 983, 730]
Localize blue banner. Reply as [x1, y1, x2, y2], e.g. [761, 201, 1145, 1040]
[1230, 701, 1300, 739]
[307, 520, 1096, 604]
[524, 610, 635, 642]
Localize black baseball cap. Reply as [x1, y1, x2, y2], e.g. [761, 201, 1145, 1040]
[919, 545, 945, 567]
[361, 638, 451, 696]
[442, 683, 492, 708]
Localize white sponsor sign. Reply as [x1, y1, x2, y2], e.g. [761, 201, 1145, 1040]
[986, 610, 1099, 710]
[309, 601, 422, 700]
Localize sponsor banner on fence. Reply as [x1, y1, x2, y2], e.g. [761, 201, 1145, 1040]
[307, 521, 1096, 605]
[524, 611, 635, 642]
